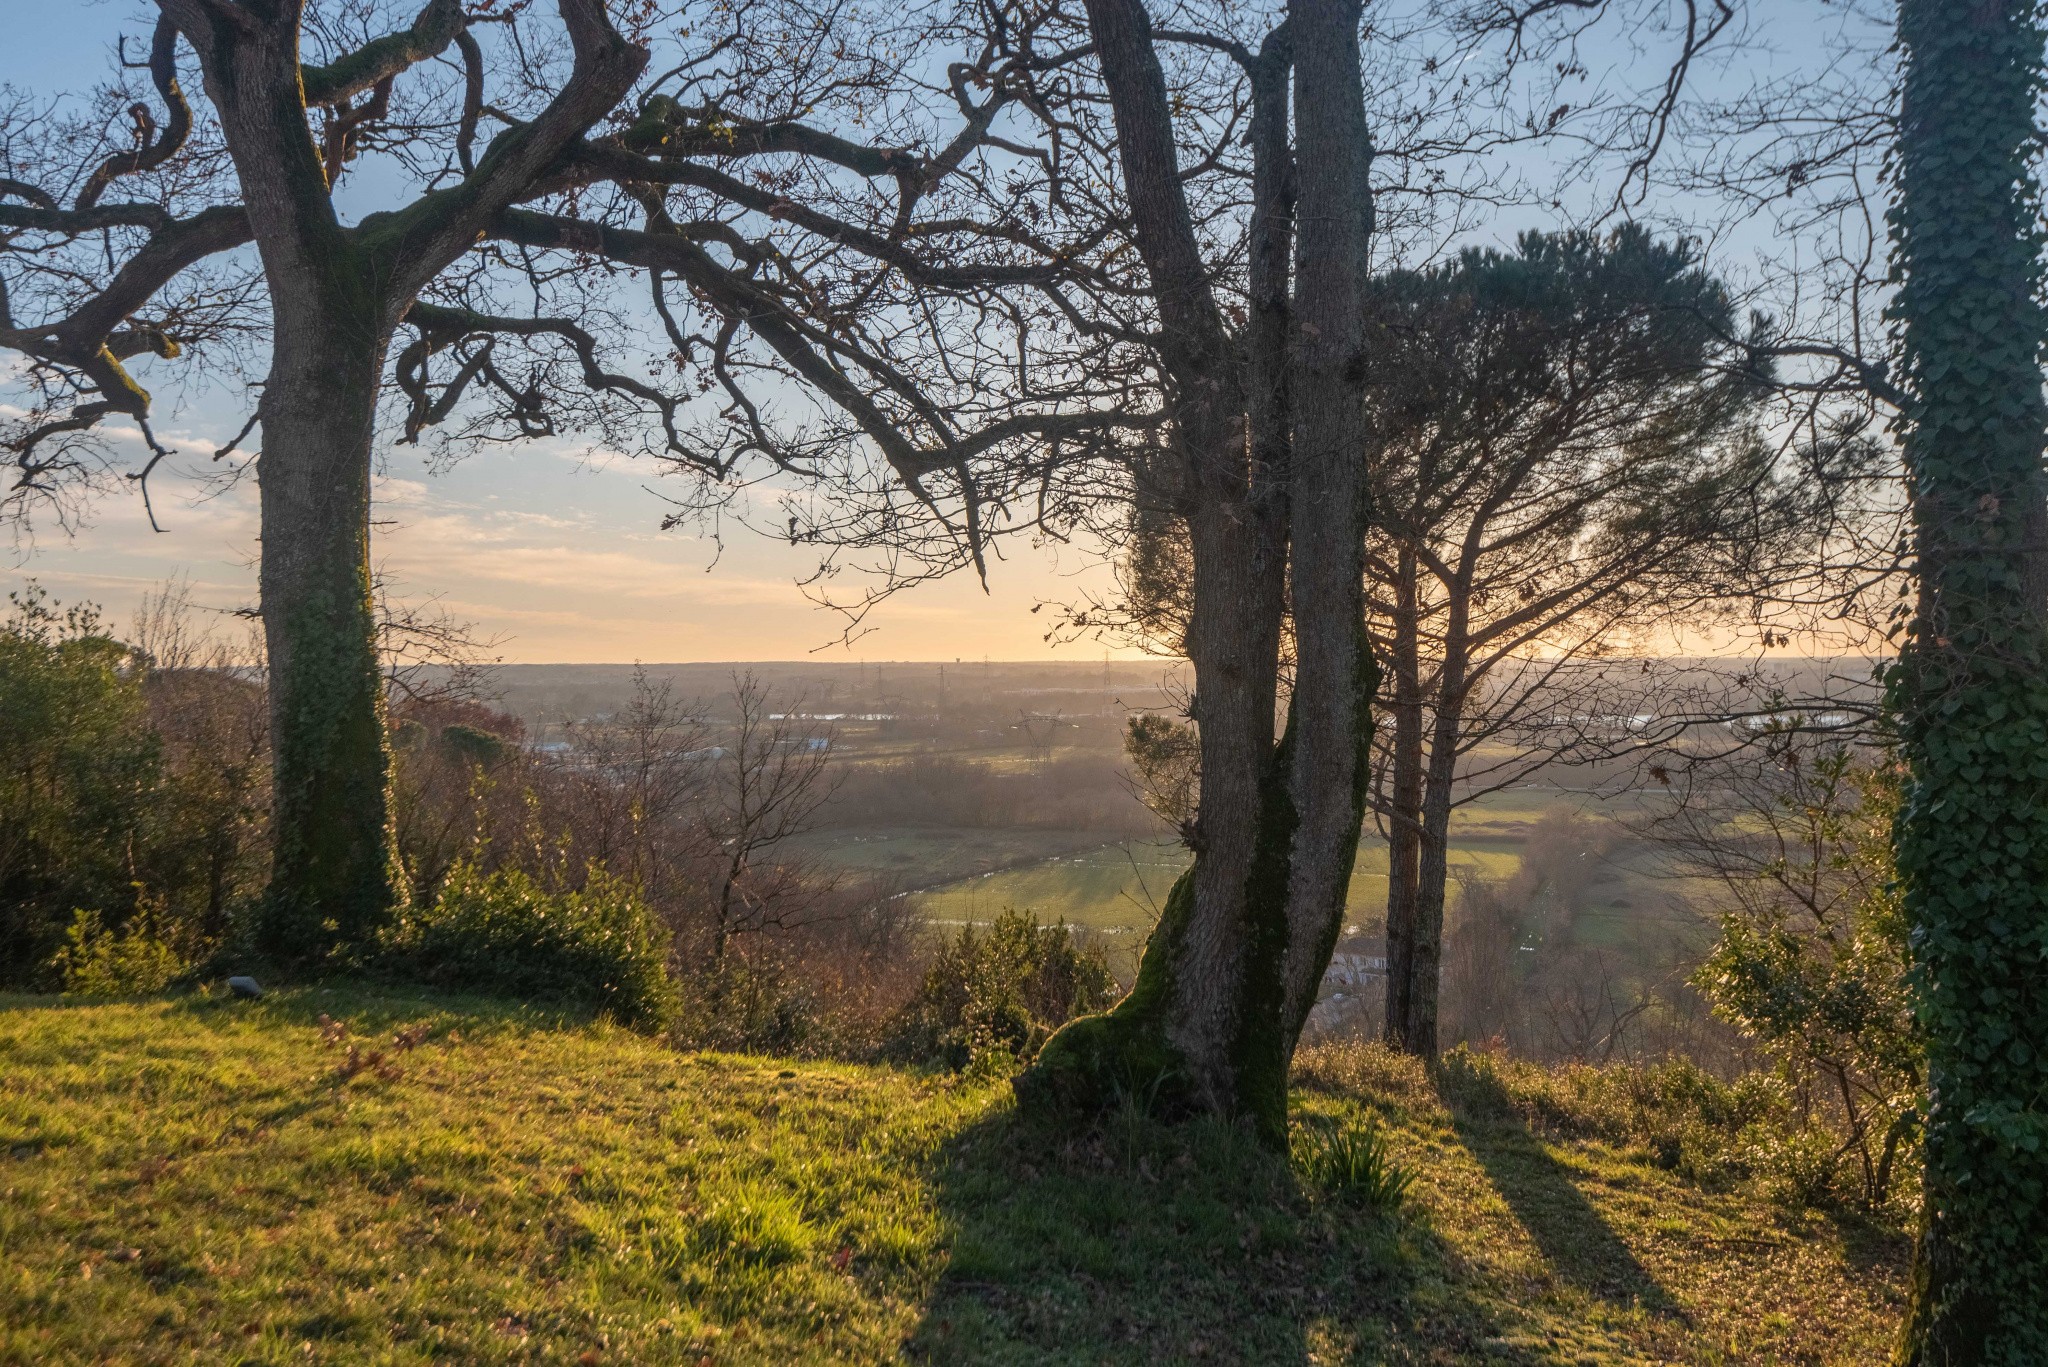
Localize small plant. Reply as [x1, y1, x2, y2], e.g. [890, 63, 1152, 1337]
[51, 906, 185, 997]
[380, 863, 680, 1032]
[1296, 1118, 1414, 1215]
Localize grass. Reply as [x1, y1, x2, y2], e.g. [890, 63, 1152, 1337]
[0, 989, 1908, 1364]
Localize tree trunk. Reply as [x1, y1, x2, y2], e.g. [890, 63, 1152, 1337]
[165, 4, 408, 964]
[1279, 0, 1375, 1059]
[1015, 411, 1288, 1130]
[254, 304, 402, 964]
[1889, 1, 2048, 1360]
[1019, 0, 1298, 1142]
[1382, 547, 1424, 1045]
[1018, 0, 1375, 1147]
[1402, 689, 1462, 1058]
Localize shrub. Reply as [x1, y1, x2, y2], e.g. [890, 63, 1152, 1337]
[0, 590, 162, 986]
[1295, 1119, 1414, 1215]
[381, 863, 680, 1032]
[673, 954, 824, 1055]
[50, 906, 185, 997]
[1745, 1121, 1850, 1210]
[886, 907, 1116, 1071]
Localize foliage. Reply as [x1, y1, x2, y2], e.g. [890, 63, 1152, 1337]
[1294, 1117, 1414, 1215]
[50, 904, 186, 997]
[887, 907, 1116, 1072]
[0, 588, 164, 986]
[378, 863, 679, 1033]
[1682, 745, 1921, 1210]
[672, 952, 826, 1056]
[1886, 1, 2048, 1357]
[1122, 711, 1200, 830]
[0, 584, 274, 989]
[0, 994, 1911, 1364]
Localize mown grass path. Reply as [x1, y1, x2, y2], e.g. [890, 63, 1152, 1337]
[0, 990, 1906, 1364]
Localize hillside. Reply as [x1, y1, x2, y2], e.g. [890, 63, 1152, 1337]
[0, 990, 1908, 1365]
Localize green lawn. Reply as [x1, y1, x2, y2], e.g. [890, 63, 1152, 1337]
[0, 989, 1907, 1364]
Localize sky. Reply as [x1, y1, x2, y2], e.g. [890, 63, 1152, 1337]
[2, 2, 1134, 663]
[6, 411, 1122, 662]
[2, 1, 1872, 664]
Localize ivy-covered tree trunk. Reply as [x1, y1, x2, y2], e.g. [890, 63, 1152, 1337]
[1888, 1, 2048, 1360]
[161, 0, 643, 964]
[254, 296, 402, 963]
[181, 9, 409, 964]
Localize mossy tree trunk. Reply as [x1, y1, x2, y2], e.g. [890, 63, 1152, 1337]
[1888, 1, 2048, 1360]
[1018, 0, 1375, 1147]
[160, 0, 645, 965]
[254, 295, 401, 962]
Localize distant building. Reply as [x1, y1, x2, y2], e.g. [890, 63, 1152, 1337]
[1307, 937, 1387, 1039]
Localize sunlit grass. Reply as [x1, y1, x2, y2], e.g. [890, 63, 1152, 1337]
[1, 991, 1907, 1364]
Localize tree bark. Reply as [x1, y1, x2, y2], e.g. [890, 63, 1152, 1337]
[1279, 0, 1374, 1059]
[159, 0, 643, 964]
[1015, 0, 1287, 1131]
[1019, 0, 1376, 1147]
[255, 309, 401, 962]
[1889, 1, 2048, 1360]
[166, 3, 408, 961]
[1403, 684, 1463, 1058]
[1381, 545, 1424, 1045]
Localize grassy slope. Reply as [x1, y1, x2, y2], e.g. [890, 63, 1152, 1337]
[0, 990, 1906, 1365]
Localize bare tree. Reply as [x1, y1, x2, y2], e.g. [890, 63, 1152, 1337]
[1014, 0, 1766, 1136]
[1010, 0, 1380, 1144]
[0, 0, 1146, 962]
[696, 673, 838, 964]
[549, 665, 706, 903]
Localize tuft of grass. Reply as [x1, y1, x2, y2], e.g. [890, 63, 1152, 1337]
[1296, 1118, 1414, 1215]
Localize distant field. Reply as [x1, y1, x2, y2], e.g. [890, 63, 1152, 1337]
[770, 826, 1120, 890]
[910, 836, 1525, 939]
[896, 786, 1704, 975]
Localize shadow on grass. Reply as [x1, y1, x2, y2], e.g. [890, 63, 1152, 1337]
[1435, 1059, 1680, 1319]
[904, 1093, 1552, 1366]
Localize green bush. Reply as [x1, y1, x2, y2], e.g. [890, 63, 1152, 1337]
[381, 863, 680, 1032]
[50, 906, 186, 997]
[887, 908, 1116, 1071]
[0, 590, 163, 986]
[673, 955, 823, 1055]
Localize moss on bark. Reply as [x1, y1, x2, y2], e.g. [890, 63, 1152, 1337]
[1012, 857, 1200, 1120]
[256, 564, 401, 967]
[1016, 714, 1302, 1149]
